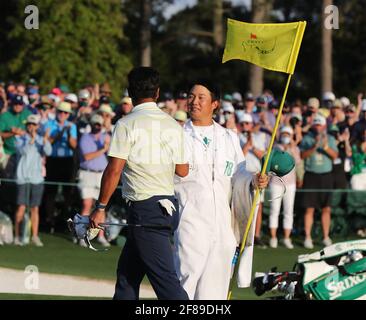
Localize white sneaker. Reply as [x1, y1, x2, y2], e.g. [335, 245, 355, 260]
[14, 237, 23, 246]
[322, 237, 332, 247]
[97, 236, 111, 247]
[281, 238, 294, 249]
[269, 237, 278, 248]
[79, 239, 88, 247]
[304, 238, 314, 249]
[31, 236, 44, 247]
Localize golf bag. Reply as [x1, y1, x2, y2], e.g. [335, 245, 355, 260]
[253, 239, 366, 300]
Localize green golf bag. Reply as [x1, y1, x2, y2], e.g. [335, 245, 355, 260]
[253, 239, 366, 300]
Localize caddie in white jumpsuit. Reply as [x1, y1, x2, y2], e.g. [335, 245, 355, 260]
[174, 83, 269, 300]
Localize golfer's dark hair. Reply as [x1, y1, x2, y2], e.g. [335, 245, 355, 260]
[190, 80, 221, 102]
[127, 67, 160, 100]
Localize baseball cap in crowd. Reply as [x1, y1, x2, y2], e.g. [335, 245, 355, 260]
[290, 112, 303, 122]
[256, 95, 267, 105]
[48, 94, 61, 105]
[121, 96, 132, 104]
[269, 99, 279, 109]
[65, 93, 78, 104]
[26, 114, 40, 125]
[57, 101, 72, 113]
[340, 97, 350, 108]
[280, 126, 293, 135]
[99, 95, 110, 104]
[12, 95, 25, 105]
[163, 92, 174, 101]
[307, 97, 320, 109]
[27, 78, 38, 86]
[59, 84, 70, 93]
[238, 112, 253, 124]
[177, 91, 188, 100]
[223, 94, 233, 102]
[245, 92, 255, 101]
[222, 101, 235, 113]
[332, 99, 343, 109]
[262, 149, 295, 177]
[313, 113, 326, 126]
[174, 110, 187, 122]
[322, 91, 336, 102]
[78, 89, 90, 100]
[51, 87, 62, 96]
[232, 92, 243, 103]
[346, 104, 356, 113]
[98, 103, 116, 117]
[40, 96, 52, 106]
[90, 114, 104, 125]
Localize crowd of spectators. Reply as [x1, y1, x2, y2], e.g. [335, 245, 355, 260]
[0, 78, 366, 247]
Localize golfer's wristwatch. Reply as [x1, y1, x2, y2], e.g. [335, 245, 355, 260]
[95, 201, 107, 211]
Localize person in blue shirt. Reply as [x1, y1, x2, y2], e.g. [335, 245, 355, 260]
[43, 102, 77, 232]
[14, 114, 52, 246]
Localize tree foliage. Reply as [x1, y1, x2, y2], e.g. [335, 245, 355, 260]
[2, 0, 131, 99]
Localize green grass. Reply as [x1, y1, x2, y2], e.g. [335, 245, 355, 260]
[0, 293, 107, 300]
[0, 233, 362, 300]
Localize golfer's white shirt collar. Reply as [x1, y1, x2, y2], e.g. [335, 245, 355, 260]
[132, 102, 158, 112]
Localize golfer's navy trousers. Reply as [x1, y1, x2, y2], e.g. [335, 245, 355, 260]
[113, 195, 189, 300]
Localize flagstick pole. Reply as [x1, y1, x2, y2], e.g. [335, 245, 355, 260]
[227, 73, 293, 300]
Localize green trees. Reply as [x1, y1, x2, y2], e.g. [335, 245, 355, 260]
[2, 0, 131, 99]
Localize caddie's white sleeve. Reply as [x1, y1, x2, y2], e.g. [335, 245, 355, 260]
[108, 121, 131, 160]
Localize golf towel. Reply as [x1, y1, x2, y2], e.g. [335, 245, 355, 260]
[231, 167, 260, 288]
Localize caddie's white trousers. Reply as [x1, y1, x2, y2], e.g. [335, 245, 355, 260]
[269, 183, 296, 230]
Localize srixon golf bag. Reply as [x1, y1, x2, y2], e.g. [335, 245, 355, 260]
[252, 240, 366, 300]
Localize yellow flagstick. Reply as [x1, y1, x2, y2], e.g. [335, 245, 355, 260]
[227, 73, 292, 300]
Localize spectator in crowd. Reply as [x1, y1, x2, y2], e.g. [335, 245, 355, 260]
[176, 91, 188, 112]
[14, 114, 52, 246]
[43, 102, 77, 232]
[77, 114, 110, 247]
[0, 95, 32, 178]
[253, 95, 275, 135]
[352, 100, 366, 144]
[329, 124, 351, 188]
[320, 91, 336, 118]
[163, 92, 178, 116]
[338, 104, 358, 140]
[350, 128, 366, 190]
[269, 126, 301, 249]
[174, 110, 187, 127]
[222, 101, 237, 133]
[64, 93, 79, 121]
[238, 113, 270, 248]
[76, 89, 93, 134]
[243, 92, 255, 114]
[97, 103, 115, 135]
[300, 114, 338, 249]
[302, 97, 319, 134]
[35, 96, 53, 127]
[26, 88, 40, 115]
[0, 83, 8, 114]
[327, 99, 345, 126]
[113, 96, 133, 124]
[16, 83, 29, 105]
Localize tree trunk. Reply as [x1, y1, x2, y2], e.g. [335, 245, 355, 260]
[213, 0, 223, 52]
[321, 0, 333, 94]
[249, 0, 273, 96]
[140, 0, 152, 66]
